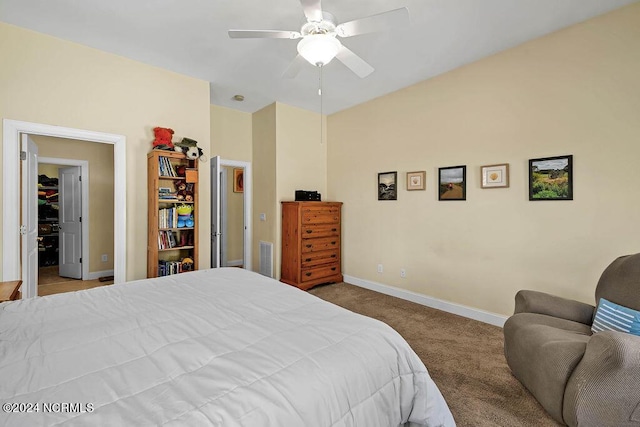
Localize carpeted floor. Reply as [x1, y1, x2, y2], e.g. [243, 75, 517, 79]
[309, 282, 562, 427]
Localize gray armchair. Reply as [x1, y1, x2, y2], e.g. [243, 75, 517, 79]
[504, 253, 640, 426]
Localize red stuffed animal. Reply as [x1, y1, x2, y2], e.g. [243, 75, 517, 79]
[153, 127, 174, 150]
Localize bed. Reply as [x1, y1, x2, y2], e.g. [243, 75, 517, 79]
[0, 268, 455, 426]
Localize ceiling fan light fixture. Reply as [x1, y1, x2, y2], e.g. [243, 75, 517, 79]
[297, 34, 342, 66]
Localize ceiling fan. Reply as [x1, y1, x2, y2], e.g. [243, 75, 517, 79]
[228, 0, 409, 78]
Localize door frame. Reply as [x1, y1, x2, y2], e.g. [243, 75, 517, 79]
[39, 158, 90, 281]
[211, 158, 252, 270]
[3, 119, 126, 297]
[220, 167, 228, 267]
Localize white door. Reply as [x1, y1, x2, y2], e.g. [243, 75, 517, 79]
[21, 135, 39, 298]
[210, 156, 221, 268]
[59, 166, 82, 279]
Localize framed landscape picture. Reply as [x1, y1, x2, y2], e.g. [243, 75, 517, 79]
[481, 163, 509, 189]
[378, 171, 397, 200]
[438, 166, 466, 201]
[406, 171, 426, 191]
[529, 155, 573, 200]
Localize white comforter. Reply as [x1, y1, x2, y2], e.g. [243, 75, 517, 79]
[0, 268, 455, 427]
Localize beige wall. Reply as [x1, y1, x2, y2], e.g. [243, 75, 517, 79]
[211, 103, 327, 277]
[210, 105, 252, 162]
[210, 105, 252, 267]
[0, 23, 211, 281]
[275, 103, 328, 201]
[274, 103, 327, 278]
[36, 136, 115, 272]
[252, 104, 277, 274]
[327, 4, 640, 316]
[37, 164, 60, 179]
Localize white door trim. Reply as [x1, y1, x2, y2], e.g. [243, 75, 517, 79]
[217, 159, 252, 271]
[39, 157, 90, 281]
[3, 119, 126, 292]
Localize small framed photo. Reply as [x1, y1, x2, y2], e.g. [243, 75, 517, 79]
[529, 155, 573, 200]
[378, 171, 397, 200]
[481, 163, 509, 189]
[406, 171, 426, 191]
[233, 168, 244, 193]
[438, 165, 466, 201]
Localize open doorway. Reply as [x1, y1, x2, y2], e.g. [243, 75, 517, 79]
[210, 157, 252, 270]
[37, 162, 84, 290]
[2, 119, 126, 299]
[34, 137, 115, 296]
[220, 165, 245, 267]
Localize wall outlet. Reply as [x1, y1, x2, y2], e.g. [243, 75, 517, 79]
[101, 254, 108, 262]
[400, 268, 406, 278]
[377, 264, 383, 273]
[259, 213, 266, 221]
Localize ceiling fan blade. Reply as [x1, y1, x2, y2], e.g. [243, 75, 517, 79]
[282, 55, 307, 79]
[336, 7, 409, 37]
[335, 45, 374, 78]
[228, 30, 301, 39]
[300, 0, 323, 22]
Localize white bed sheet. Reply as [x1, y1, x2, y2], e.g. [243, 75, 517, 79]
[0, 268, 455, 426]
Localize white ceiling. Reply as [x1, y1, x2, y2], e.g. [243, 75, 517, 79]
[1, 0, 636, 114]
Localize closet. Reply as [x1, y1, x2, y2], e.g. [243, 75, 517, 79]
[37, 172, 60, 267]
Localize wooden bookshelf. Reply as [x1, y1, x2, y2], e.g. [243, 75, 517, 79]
[147, 150, 198, 278]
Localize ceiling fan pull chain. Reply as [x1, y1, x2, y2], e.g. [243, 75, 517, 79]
[319, 64, 323, 144]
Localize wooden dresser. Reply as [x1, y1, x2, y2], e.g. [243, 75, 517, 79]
[281, 201, 343, 290]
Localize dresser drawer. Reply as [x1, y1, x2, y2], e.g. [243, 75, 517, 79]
[301, 249, 339, 268]
[301, 224, 339, 238]
[302, 206, 340, 224]
[301, 263, 340, 283]
[302, 236, 340, 253]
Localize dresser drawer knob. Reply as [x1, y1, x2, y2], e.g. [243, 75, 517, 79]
[331, 254, 336, 258]
[332, 228, 337, 232]
[305, 258, 312, 262]
[331, 267, 336, 271]
[305, 244, 312, 248]
[331, 241, 336, 245]
[305, 272, 312, 277]
[306, 230, 312, 234]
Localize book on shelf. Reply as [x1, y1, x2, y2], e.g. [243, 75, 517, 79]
[158, 187, 178, 200]
[157, 230, 179, 250]
[159, 193, 178, 200]
[158, 156, 178, 177]
[158, 260, 184, 276]
[158, 207, 178, 229]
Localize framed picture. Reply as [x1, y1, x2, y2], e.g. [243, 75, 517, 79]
[438, 165, 466, 201]
[406, 171, 426, 191]
[481, 163, 509, 189]
[233, 168, 244, 193]
[378, 171, 397, 200]
[529, 155, 573, 200]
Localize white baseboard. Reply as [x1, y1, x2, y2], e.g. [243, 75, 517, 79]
[343, 275, 507, 328]
[226, 259, 243, 267]
[85, 270, 114, 281]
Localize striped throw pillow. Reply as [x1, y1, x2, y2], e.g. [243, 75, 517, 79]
[591, 298, 640, 336]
